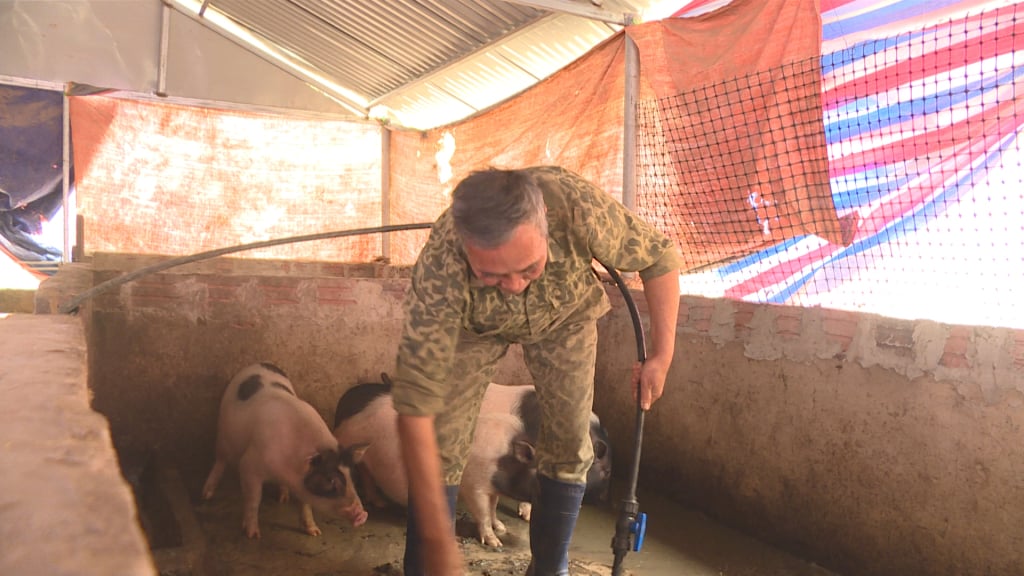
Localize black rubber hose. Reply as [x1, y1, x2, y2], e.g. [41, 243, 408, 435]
[57, 222, 434, 314]
[599, 264, 648, 576]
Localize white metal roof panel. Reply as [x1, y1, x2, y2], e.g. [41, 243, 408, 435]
[172, 0, 671, 129]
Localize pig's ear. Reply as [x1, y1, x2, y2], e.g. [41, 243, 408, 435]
[346, 442, 370, 463]
[512, 440, 535, 463]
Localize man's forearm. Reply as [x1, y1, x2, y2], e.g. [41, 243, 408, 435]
[398, 413, 453, 538]
[642, 270, 680, 361]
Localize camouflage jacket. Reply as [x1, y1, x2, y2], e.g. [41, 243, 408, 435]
[392, 165, 682, 416]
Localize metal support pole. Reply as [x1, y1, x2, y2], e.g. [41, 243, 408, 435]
[62, 86, 71, 263]
[622, 30, 639, 212]
[157, 3, 171, 97]
[381, 125, 391, 261]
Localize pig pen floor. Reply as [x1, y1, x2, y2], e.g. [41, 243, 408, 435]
[173, 466, 837, 576]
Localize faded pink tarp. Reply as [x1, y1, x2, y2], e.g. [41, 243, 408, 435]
[70, 96, 384, 261]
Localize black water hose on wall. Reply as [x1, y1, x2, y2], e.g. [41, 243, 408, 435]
[599, 263, 650, 576]
[57, 223, 434, 314]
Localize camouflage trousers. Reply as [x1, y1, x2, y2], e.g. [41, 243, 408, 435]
[435, 319, 597, 486]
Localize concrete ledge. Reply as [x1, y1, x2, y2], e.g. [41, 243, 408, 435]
[0, 289, 35, 313]
[34, 262, 94, 314]
[0, 314, 156, 576]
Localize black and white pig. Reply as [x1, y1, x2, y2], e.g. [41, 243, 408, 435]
[476, 382, 613, 523]
[203, 362, 370, 539]
[332, 376, 612, 547]
[332, 377, 536, 547]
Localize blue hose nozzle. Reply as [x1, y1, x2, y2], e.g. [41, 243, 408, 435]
[631, 512, 647, 552]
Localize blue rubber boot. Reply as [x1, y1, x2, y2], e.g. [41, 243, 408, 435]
[403, 485, 459, 576]
[527, 475, 586, 576]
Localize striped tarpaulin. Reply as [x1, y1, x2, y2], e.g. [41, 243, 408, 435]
[670, 0, 1024, 328]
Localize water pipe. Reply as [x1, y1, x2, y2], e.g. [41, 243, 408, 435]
[57, 223, 433, 314]
[599, 263, 649, 576]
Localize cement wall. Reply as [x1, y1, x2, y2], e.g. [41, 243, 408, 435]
[595, 293, 1024, 576]
[0, 313, 156, 576]
[39, 252, 1024, 576]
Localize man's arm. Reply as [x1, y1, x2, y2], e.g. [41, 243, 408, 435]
[560, 168, 682, 410]
[636, 269, 680, 410]
[398, 414, 464, 575]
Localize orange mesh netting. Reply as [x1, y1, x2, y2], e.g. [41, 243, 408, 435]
[629, 0, 848, 270]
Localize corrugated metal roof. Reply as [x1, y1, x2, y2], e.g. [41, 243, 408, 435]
[169, 0, 668, 129]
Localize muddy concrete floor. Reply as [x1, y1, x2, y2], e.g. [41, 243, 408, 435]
[163, 463, 837, 576]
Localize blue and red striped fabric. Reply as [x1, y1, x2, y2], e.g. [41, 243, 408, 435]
[670, 0, 1024, 327]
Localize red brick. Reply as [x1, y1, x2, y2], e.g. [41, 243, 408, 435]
[130, 280, 182, 307]
[821, 309, 857, 338]
[130, 284, 179, 299]
[774, 308, 802, 339]
[733, 301, 757, 330]
[943, 326, 972, 356]
[134, 274, 181, 288]
[256, 277, 299, 305]
[203, 277, 251, 302]
[821, 308, 857, 350]
[257, 276, 300, 288]
[381, 279, 409, 299]
[317, 285, 357, 307]
[320, 263, 352, 277]
[317, 276, 357, 288]
[1012, 332, 1024, 370]
[688, 302, 713, 334]
[940, 352, 969, 369]
[129, 276, 183, 307]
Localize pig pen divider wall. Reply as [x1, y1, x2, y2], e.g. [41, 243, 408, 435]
[57, 223, 655, 573]
[57, 223, 434, 314]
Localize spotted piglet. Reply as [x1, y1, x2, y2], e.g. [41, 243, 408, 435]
[333, 378, 610, 548]
[478, 384, 613, 523]
[333, 377, 538, 547]
[202, 362, 369, 539]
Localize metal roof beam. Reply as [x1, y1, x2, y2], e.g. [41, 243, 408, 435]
[164, 0, 369, 116]
[501, 0, 635, 25]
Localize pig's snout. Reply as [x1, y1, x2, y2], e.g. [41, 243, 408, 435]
[305, 442, 372, 526]
[315, 474, 368, 526]
[340, 500, 368, 527]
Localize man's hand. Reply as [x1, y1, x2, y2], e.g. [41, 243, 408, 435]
[632, 353, 670, 411]
[635, 269, 680, 411]
[398, 413, 466, 575]
[424, 534, 465, 576]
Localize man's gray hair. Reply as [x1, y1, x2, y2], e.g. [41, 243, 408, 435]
[451, 168, 548, 249]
